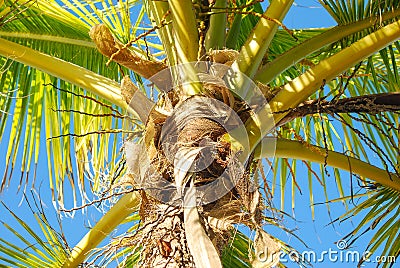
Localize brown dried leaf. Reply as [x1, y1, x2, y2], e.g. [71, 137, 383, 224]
[209, 49, 239, 65]
[252, 229, 281, 268]
[124, 141, 144, 180]
[121, 76, 138, 104]
[89, 24, 167, 79]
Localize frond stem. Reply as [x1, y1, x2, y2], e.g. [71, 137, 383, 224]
[255, 138, 400, 192]
[231, 0, 293, 78]
[144, 0, 177, 65]
[255, 8, 400, 83]
[62, 191, 140, 267]
[205, 0, 227, 50]
[241, 18, 400, 154]
[0, 38, 140, 118]
[168, 0, 199, 63]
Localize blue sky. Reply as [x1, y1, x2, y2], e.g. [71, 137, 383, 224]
[0, 1, 397, 267]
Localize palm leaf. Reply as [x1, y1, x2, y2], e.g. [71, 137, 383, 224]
[0, 0, 151, 206]
[0, 200, 68, 267]
[258, 1, 400, 261]
[1, 1, 400, 267]
[232, 0, 263, 50]
[331, 186, 400, 267]
[262, 0, 400, 210]
[221, 231, 251, 268]
[320, 0, 400, 25]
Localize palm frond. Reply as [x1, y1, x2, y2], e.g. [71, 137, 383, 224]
[221, 231, 251, 268]
[0, 200, 69, 267]
[0, 0, 152, 206]
[262, 9, 400, 261]
[1, 1, 400, 267]
[330, 186, 399, 268]
[260, 0, 400, 212]
[229, 0, 263, 50]
[320, 0, 400, 25]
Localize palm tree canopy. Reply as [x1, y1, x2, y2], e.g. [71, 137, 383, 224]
[0, 0, 399, 267]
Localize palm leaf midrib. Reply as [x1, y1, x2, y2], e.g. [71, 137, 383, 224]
[0, 31, 94, 47]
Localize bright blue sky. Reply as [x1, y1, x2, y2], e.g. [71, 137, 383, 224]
[0, 1, 397, 267]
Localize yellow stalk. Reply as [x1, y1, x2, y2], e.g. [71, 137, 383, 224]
[256, 138, 400, 192]
[231, 0, 293, 79]
[168, 0, 199, 63]
[63, 192, 140, 267]
[270, 19, 400, 121]
[223, 1, 293, 148]
[254, 8, 400, 84]
[167, 0, 203, 97]
[243, 19, 400, 152]
[205, 0, 227, 50]
[0, 38, 137, 116]
[144, 0, 177, 66]
[223, 1, 293, 153]
[0, 32, 95, 47]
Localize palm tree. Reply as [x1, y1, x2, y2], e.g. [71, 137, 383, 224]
[0, 0, 399, 267]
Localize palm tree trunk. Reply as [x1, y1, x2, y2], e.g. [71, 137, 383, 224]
[138, 204, 195, 267]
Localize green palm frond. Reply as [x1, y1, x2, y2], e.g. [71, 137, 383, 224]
[262, 0, 400, 210]
[331, 186, 400, 268]
[261, 3, 400, 260]
[320, 0, 400, 25]
[0, 200, 69, 267]
[0, 0, 152, 206]
[221, 231, 251, 268]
